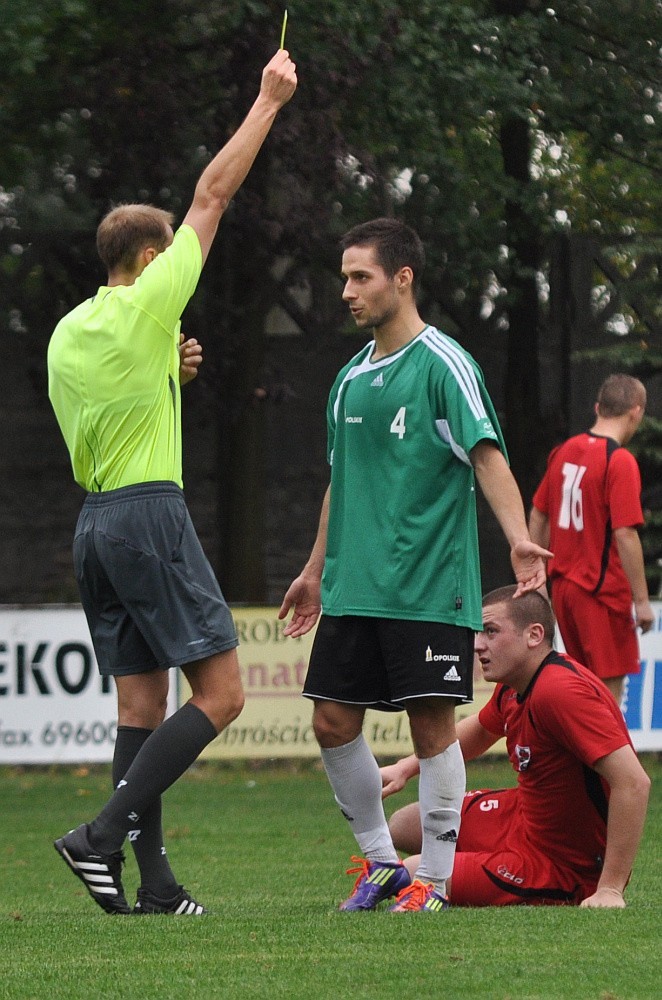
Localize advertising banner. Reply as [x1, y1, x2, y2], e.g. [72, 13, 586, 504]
[553, 605, 662, 751]
[2, 603, 661, 763]
[0, 606, 176, 764]
[621, 605, 662, 750]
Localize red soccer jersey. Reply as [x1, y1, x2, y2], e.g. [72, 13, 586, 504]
[478, 652, 632, 873]
[532, 432, 644, 612]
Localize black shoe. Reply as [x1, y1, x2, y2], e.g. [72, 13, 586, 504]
[54, 823, 130, 914]
[133, 886, 207, 915]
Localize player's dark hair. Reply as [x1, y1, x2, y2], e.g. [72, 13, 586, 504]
[340, 218, 425, 290]
[97, 204, 175, 274]
[596, 374, 646, 418]
[482, 585, 556, 644]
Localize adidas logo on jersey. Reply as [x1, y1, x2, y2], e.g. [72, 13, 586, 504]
[370, 372, 384, 387]
[443, 665, 461, 682]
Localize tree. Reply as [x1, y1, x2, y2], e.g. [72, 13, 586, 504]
[1, 0, 659, 599]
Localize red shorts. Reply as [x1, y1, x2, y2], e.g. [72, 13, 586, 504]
[450, 789, 597, 907]
[551, 577, 640, 680]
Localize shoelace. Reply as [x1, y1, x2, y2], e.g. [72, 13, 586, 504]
[345, 855, 372, 893]
[394, 879, 435, 909]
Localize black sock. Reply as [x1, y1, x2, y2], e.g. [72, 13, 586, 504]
[90, 702, 217, 854]
[112, 726, 179, 897]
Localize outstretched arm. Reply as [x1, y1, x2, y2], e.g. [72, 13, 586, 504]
[278, 486, 330, 638]
[183, 49, 297, 263]
[580, 745, 650, 908]
[380, 715, 498, 798]
[471, 441, 552, 595]
[380, 754, 420, 798]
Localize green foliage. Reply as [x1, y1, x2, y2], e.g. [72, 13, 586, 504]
[633, 413, 662, 593]
[1, 0, 659, 592]
[1, 0, 659, 336]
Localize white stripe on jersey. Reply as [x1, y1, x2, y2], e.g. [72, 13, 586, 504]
[422, 328, 487, 422]
[331, 334, 426, 423]
[435, 419, 472, 466]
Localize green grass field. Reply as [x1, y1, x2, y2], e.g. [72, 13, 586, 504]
[1, 755, 660, 1000]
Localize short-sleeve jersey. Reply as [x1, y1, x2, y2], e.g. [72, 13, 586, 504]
[47, 224, 202, 492]
[532, 432, 644, 612]
[321, 325, 506, 629]
[479, 651, 632, 872]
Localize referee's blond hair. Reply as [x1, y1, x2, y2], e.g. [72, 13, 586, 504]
[97, 204, 175, 274]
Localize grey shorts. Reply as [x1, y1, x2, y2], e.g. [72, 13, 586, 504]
[73, 482, 238, 676]
[303, 614, 474, 711]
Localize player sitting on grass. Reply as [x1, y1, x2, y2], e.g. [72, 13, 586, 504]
[381, 586, 650, 909]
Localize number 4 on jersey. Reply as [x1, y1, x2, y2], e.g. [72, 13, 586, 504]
[390, 406, 407, 440]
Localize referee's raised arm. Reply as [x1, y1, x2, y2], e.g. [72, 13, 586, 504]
[182, 49, 297, 263]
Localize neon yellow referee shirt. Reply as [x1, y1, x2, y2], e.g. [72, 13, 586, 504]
[48, 225, 202, 492]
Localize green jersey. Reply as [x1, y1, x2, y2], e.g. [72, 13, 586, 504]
[322, 325, 507, 630]
[47, 224, 202, 492]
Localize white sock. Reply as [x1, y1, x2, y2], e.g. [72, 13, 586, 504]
[415, 740, 466, 893]
[321, 734, 398, 862]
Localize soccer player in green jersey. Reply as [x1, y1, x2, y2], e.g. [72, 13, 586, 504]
[49, 50, 297, 916]
[279, 218, 552, 913]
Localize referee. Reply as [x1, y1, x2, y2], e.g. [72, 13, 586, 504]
[49, 50, 296, 915]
